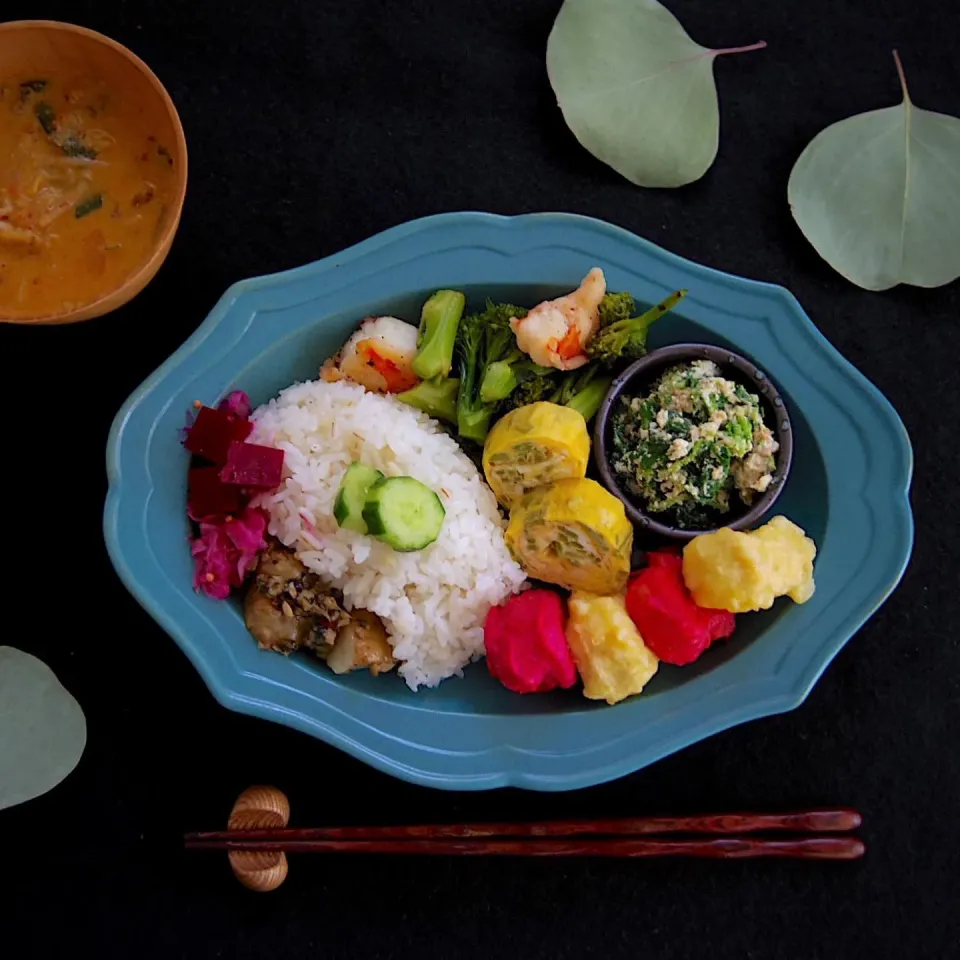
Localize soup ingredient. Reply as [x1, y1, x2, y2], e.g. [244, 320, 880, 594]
[184, 405, 253, 465]
[505, 478, 633, 594]
[587, 289, 687, 365]
[611, 360, 778, 529]
[192, 507, 268, 600]
[484, 590, 577, 694]
[625, 551, 736, 665]
[547, 0, 766, 188]
[188, 465, 245, 521]
[482, 402, 590, 508]
[243, 543, 351, 658]
[682, 515, 817, 613]
[326, 610, 397, 676]
[362, 476, 447, 552]
[396, 376, 460, 424]
[250, 379, 525, 689]
[788, 51, 960, 291]
[0, 74, 177, 319]
[74, 192, 103, 219]
[509, 268, 606, 371]
[333, 462, 386, 534]
[0, 647, 86, 812]
[33, 98, 97, 158]
[220, 441, 285, 489]
[566, 593, 659, 704]
[329, 316, 420, 393]
[411, 289, 466, 380]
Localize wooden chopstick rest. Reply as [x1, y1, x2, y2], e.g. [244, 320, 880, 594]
[227, 785, 290, 891]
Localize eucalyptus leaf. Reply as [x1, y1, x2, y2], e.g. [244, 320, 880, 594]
[546, 0, 766, 188]
[789, 51, 960, 291]
[0, 647, 86, 811]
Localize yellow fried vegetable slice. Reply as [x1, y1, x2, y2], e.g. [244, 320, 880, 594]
[682, 515, 817, 613]
[567, 593, 659, 704]
[505, 478, 633, 593]
[483, 402, 590, 508]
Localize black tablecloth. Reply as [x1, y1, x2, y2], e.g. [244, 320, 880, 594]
[3, 2, 957, 957]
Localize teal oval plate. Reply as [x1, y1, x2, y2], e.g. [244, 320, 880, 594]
[104, 212, 913, 791]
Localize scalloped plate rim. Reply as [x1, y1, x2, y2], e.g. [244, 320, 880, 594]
[104, 211, 914, 791]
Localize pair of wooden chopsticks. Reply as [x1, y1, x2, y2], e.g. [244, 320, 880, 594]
[185, 793, 864, 862]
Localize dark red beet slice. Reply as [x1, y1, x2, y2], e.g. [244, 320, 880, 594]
[188, 466, 245, 521]
[219, 441, 285, 489]
[183, 407, 253, 465]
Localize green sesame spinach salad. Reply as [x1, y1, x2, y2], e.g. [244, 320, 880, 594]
[610, 360, 779, 530]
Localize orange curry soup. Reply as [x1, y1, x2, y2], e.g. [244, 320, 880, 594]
[0, 74, 176, 319]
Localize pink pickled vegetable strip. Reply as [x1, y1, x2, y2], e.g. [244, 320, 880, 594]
[219, 390, 252, 419]
[191, 506, 267, 598]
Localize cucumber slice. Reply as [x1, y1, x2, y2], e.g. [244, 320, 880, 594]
[362, 476, 446, 552]
[333, 462, 385, 533]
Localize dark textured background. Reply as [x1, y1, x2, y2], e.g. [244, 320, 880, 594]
[3, 1, 958, 957]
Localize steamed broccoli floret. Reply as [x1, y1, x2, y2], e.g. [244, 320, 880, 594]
[455, 311, 492, 443]
[480, 302, 526, 367]
[497, 373, 558, 416]
[598, 291, 636, 328]
[479, 360, 518, 404]
[411, 290, 465, 380]
[587, 289, 687, 366]
[396, 376, 460, 424]
[456, 301, 538, 442]
[549, 365, 613, 422]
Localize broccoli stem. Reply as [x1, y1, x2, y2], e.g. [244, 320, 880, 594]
[479, 361, 519, 404]
[587, 288, 687, 365]
[631, 288, 686, 335]
[396, 377, 460, 424]
[564, 373, 613, 421]
[458, 405, 493, 444]
[412, 290, 466, 380]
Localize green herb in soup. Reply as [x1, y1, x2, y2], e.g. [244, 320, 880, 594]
[610, 360, 778, 529]
[74, 192, 103, 219]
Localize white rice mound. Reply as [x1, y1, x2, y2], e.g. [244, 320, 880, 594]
[249, 379, 526, 689]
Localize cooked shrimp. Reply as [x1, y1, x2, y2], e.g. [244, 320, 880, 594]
[509, 267, 606, 371]
[325, 315, 420, 393]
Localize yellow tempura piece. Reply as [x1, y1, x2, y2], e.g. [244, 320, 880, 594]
[682, 515, 817, 613]
[566, 593, 659, 704]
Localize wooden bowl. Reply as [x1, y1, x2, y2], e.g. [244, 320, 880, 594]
[0, 21, 187, 325]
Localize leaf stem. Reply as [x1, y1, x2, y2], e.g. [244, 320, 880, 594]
[710, 40, 768, 58]
[892, 49, 911, 103]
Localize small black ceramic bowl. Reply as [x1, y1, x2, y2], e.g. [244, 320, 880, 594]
[593, 343, 793, 542]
